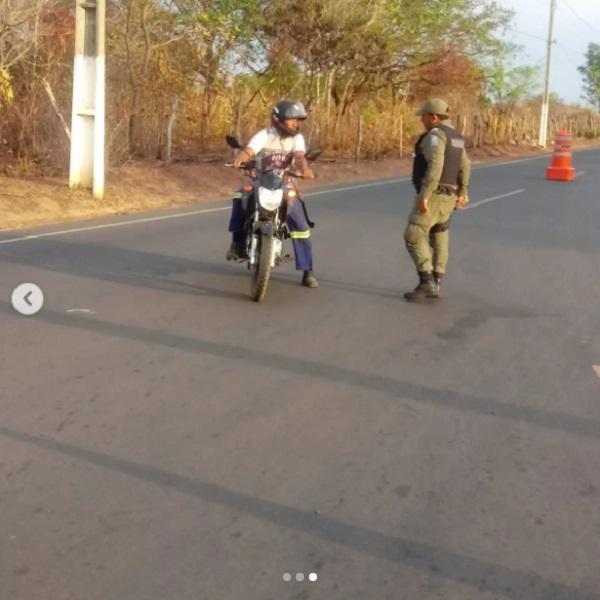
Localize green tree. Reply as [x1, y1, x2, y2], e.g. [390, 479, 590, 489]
[171, 0, 262, 148]
[485, 63, 540, 109]
[259, 0, 514, 147]
[578, 43, 600, 111]
[387, 0, 514, 60]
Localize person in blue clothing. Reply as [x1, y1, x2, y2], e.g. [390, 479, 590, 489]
[226, 100, 318, 288]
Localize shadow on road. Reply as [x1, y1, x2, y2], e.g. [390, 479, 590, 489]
[0, 238, 250, 301]
[0, 425, 597, 600]
[0, 237, 410, 302]
[2, 301, 598, 443]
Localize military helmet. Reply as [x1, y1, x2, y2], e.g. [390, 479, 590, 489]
[415, 98, 450, 118]
[272, 100, 308, 137]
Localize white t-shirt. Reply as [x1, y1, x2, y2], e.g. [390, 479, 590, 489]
[247, 128, 306, 172]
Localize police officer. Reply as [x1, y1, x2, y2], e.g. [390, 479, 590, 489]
[403, 98, 471, 301]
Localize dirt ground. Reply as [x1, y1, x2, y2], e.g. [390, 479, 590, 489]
[0, 141, 596, 232]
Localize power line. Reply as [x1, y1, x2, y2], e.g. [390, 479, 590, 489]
[554, 43, 583, 60]
[508, 28, 548, 43]
[554, 46, 584, 74]
[509, 2, 596, 67]
[508, 27, 582, 60]
[559, 0, 600, 36]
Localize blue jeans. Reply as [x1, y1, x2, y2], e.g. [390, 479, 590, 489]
[228, 193, 314, 271]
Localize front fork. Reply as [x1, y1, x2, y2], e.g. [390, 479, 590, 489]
[248, 222, 284, 268]
[248, 231, 259, 266]
[244, 187, 289, 268]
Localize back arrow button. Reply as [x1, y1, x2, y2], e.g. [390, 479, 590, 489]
[11, 283, 44, 316]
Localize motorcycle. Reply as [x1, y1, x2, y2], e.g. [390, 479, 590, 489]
[225, 135, 320, 302]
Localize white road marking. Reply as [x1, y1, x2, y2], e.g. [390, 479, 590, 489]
[463, 189, 525, 210]
[66, 308, 96, 314]
[306, 177, 409, 196]
[0, 207, 230, 245]
[0, 146, 596, 244]
[474, 154, 549, 169]
[575, 170, 587, 177]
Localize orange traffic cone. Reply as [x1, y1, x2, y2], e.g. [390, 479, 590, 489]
[546, 130, 576, 181]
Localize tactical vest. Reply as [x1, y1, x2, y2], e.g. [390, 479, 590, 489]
[412, 124, 464, 194]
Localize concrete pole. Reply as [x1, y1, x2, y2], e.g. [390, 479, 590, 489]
[69, 0, 105, 198]
[93, 0, 105, 198]
[538, 0, 556, 147]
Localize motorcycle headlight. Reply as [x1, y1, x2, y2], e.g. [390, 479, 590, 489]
[258, 187, 284, 211]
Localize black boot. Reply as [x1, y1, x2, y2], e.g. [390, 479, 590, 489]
[433, 271, 443, 297]
[302, 270, 319, 288]
[404, 271, 438, 301]
[226, 241, 246, 261]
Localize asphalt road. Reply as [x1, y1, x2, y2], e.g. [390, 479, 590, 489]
[1, 148, 600, 600]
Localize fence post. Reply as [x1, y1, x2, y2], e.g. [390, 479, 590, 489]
[355, 112, 363, 161]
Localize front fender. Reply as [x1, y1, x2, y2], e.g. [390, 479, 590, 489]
[255, 221, 276, 236]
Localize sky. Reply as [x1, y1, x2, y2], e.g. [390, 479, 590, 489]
[497, 0, 600, 106]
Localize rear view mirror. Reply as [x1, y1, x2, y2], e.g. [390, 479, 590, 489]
[305, 149, 322, 161]
[226, 135, 242, 149]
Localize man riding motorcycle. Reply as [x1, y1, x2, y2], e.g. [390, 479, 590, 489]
[226, 100, 319, 288]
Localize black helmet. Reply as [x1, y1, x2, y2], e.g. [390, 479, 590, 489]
[272, 100, 308, 136]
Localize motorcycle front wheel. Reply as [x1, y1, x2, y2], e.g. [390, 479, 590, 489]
[250, 234, 273, 302]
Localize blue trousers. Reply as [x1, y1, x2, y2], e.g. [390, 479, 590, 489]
[228, 193, 313, 271]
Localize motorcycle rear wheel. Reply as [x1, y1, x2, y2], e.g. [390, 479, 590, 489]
[250, 234, 273, 302]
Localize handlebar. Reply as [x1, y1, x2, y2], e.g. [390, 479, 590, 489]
[225, 162, 255, 169]
[225, 164, 314, 180]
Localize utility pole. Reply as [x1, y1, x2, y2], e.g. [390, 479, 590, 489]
[538, 0, 557, 147]
[69, 0, 106, 199]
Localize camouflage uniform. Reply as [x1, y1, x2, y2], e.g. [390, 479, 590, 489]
[404, 99, 471, 300]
